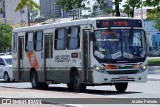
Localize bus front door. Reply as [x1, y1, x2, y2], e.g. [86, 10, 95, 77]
[18, 37, 24, 80]
[83, 30, 92, 82]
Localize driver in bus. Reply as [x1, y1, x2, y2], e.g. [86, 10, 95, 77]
[123, 31, 132, 53]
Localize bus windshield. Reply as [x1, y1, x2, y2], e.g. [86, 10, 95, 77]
[93, 29, 147, 63]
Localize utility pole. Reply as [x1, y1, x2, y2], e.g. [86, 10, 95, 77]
[50, 0, 55, 22]
[53, 2, 55, 22]
[141, 0, 143, 19]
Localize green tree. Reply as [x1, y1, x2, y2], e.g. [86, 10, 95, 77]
[15, 0, 40, 26]
[94, 0, 113, 15]
[144, 0, 160, 30]
[0, 24, 13, 52]
[56, 0, 86, 19]
[123, 0, 141, 17]
[95, 0, 122, 16]
[30, 9, 39, 20]
[114, 0, 122, 16]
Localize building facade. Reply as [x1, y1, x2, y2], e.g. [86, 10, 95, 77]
[40, 0, 84, 19]
[0, 0, 28, 24]
[40, 0, 63, 18]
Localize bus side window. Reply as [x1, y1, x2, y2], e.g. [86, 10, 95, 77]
[67, 27, 80, 49]
[25, 32, 34, 51]
[54, 28, 67, 50]
[13, 33, 17, 53]
[35, 31, 43, 51]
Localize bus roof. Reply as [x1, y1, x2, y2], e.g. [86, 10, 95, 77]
[13, 17, 141, 33]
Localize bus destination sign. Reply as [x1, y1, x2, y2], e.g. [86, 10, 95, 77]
[96, 19, 142, 28]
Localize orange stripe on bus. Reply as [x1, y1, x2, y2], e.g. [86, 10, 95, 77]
[26, 51, 39, 69]
[105, 65, 117, 69]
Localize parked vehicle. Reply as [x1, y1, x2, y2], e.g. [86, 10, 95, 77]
[0, 53, 5, 56]
[0, 55, 13, 82]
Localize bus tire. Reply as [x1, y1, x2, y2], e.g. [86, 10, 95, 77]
[67, 83, 74, 91]
[4, 72, 10, 82]
[31, 71, 40, 89]
[73, 72, 86, 92]
[40, 83, 48, 89]
[115, 83, 128, 92]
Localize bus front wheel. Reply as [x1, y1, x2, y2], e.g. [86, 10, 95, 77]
[72, 72, 86, 92]
[115, 83, 128, 92]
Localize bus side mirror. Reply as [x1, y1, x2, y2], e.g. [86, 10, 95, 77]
[90, 32, 95, 42]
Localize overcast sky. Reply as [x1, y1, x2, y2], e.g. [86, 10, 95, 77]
[34, 0, 39, 4]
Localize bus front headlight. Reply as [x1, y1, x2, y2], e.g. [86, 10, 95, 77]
[93, 65, 106, 73]
[140, 64, 147, 71]
[95, 66, 101, 71]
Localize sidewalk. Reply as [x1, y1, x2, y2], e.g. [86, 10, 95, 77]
[148, 66, 160, 74]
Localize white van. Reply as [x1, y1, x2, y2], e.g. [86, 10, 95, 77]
[0, 55, 13, 82]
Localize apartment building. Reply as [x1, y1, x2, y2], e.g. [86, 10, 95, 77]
[40, 0, 63, 18]
[0, 0, 28, 24]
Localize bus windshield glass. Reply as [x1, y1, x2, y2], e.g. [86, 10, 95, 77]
[93, 29, 147, 63]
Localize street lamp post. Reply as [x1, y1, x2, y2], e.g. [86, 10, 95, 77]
[53, 2, 55, 22]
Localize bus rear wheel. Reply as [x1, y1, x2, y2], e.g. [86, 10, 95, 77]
[72, 72, 86, 92]
[31, 71, 40, 89]
[115, 83, 128, 92]
[31, 71, 48, 89]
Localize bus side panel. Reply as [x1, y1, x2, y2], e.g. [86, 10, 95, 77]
[34, 51, 45, 82]
[50, 50, 70, 83]
[66, 49, 82, 81]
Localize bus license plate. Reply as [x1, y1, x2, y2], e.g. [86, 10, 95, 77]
[119, 76, 128, 80]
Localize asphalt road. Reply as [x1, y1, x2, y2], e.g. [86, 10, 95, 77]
[0, 74, 159, 107]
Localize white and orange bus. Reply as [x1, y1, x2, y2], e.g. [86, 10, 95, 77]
[12, 17, 148, 92]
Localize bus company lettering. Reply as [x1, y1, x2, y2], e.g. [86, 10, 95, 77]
[55, 55, 70, 62]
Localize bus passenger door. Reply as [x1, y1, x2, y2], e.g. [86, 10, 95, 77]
[18, 36, 24, 80]
[83, 30, 92, 82]
[44, 33, 53, 80]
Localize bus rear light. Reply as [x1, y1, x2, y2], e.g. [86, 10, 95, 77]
[71, 53, 78, 58]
